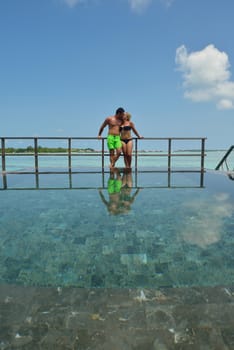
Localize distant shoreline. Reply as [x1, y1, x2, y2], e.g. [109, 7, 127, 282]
[0, 147, 226, 155]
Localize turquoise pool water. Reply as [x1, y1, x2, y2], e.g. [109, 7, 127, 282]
[0, 170, 233, 288]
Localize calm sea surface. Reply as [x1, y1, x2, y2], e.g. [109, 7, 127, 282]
[1, 150, 233, 171]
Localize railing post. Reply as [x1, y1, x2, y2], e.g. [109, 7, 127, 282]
[1, 138, 7, 187]
[200, 169, 204, 187]
[201, 138, 205, 171]
[2, 173, 7, 189]
[69, 172, 72, 188]
[68, 138, 72, 171]
[1, 138, 6, 172]
[135, 170, 138, 188]
[101, 138, 105, 169]
[102, 169, 105, 188]
[135, 138, 138, 172]
[34, 138, 39, 172]
[35, 172, 39, 189]
[168, 138, 172, 170]
[168, 169, 171, 187]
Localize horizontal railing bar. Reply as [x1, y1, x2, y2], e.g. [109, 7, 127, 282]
[0, 185, 203, 191]
[0, 153, 105, 156]
[1, 137, 101, 140]
[0, 153, 205, 156]
[0, 136, 207, 140]
[1, 169, 205, 175]
[136, 154, 205, 157]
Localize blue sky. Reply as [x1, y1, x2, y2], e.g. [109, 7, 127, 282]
[1, 0, 234, 149]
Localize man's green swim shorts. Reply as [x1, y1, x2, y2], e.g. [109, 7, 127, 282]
[107, 135, 122, 150]
[108, 179, 122, 194]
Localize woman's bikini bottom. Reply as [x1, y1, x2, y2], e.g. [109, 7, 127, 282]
[121, 138, 133, 144]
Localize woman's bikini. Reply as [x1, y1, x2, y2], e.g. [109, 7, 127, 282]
[120, 125, 133, 144]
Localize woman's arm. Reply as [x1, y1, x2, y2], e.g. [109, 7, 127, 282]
[131, 122, 143, 138]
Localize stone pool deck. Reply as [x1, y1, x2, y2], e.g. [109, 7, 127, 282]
[0, 285, 234, 349]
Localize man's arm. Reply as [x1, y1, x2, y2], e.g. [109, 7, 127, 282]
[98, 189, 108, 206]
[98, 118, 109, 138]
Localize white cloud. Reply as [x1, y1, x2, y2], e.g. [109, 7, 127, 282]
[175, 44, 234, 110]
[160, 0, 174, 8]
[129, 0, 174, 12]
[63, 0, 83, 8]
[62, 0, 173, 12]
[217, 99, 234, 110]
[180, 194, 232, 248]
[128, 0, 152, 13]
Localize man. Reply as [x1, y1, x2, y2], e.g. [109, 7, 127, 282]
[98, 168, 123, 215]
[98, 107, 125, 168]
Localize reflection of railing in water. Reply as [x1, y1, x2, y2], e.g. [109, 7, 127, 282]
[0, 169, 205, 190]
[1, 136, 206, 172]
[215, 145, 234, 171]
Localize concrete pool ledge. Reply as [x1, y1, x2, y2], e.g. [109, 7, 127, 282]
[0, 284, 233, 349]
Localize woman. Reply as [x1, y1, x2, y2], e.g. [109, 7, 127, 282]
[120, 112, 143, 169]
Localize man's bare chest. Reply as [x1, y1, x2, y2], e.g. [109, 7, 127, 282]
[109, 117, 121, 127]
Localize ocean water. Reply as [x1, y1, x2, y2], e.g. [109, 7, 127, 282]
[0, 150, 232, 172]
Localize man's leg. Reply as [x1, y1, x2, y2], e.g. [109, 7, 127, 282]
[109, 149, 115, 168]
[113, 147, 122, 167]
[112, 136, 123, 167]
[108, 135, 122, 168]
[107, 135, 116, 168]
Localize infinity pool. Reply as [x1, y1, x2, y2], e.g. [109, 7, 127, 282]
[0, 170, 233, 289]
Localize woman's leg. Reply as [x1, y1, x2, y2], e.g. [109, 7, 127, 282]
[126, 140, 133, 168]
[121, 141, 128, 168]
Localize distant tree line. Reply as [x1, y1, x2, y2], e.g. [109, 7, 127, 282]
[1, 146, 95, 153]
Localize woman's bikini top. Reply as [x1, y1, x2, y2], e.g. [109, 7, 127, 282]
[120, 125, 132, 131]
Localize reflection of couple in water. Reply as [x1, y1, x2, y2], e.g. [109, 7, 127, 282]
[99, 169, 140, 215]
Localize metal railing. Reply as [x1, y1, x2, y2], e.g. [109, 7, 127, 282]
[215, 145, 234, 171]
[0, 170, 205, 190]
[1, 136, 206, 173]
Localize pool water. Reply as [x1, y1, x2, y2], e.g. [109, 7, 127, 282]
[0, 170, 234, 288]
